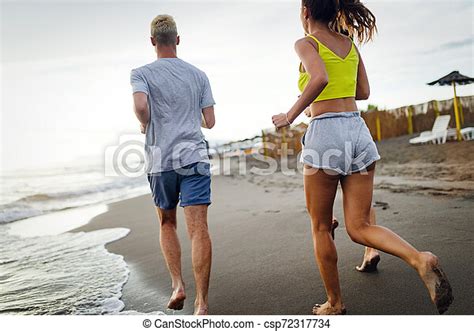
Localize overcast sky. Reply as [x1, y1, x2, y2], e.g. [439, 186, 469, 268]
[1, 0, 473, 170]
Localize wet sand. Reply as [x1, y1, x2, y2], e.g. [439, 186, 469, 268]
[75, 170, 474, 315]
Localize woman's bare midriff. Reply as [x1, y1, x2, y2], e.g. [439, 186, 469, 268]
[309, 97, 358, 117]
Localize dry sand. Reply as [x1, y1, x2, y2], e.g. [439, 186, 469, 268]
[376, 135, 474, 189]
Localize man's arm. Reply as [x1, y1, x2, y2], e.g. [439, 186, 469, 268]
[130, 69, 150, 133]
[201, 106, 215, 129]
[199, 72, 215, 129]
[133, 92, 149, 133]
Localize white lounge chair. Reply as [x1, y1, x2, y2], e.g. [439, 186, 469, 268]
[461, 127, 474, 141]
[446, 128, 458, 141]
[446, 127, 474, 141]
[409, 115, 451, 145]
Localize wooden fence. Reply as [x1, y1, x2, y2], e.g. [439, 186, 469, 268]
[361, 96, 473, 141]
[262, 123, 307, 158]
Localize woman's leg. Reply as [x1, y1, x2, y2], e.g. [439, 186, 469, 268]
[304, 166, 345, 314]
[340, 163, 453, 313]
[332, 207, 380, 272]
[340, 164, 421, 267]
[356, 207, 381, 272]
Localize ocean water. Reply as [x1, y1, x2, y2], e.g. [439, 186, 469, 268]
[0, 163, 162, 315]
[0, 226, 130, 315]
[0, 163, 150, 224]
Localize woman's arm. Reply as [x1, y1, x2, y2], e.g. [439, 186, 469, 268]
[355, 47, 370, 100]
[272, 38, 329, 128]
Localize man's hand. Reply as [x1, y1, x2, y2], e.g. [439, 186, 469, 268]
[201, 106, 215, 129]
[201, 114, 208, 129]
[272, 113, 291, 128]
[140, 123, 146, 134]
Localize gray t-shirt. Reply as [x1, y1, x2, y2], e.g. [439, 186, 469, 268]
[130, 58, 215, 173]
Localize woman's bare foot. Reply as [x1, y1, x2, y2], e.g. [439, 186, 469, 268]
[331, 218, 339, 240]
[167, 286, 186, 310]
[194, 305, 209, 315]
[417, 252, 454, 314]
[356, 247, 380, 272]
[312, 301, 346, 315]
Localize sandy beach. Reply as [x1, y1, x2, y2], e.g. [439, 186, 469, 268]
[75, 136, 474, 315]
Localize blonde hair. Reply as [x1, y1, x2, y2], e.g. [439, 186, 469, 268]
[150, 15, 178, 45]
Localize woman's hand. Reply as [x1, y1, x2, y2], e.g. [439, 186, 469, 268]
[272, 113, 291, 128]
[304, 107, 311, 117]
[140, 123, 146, 134]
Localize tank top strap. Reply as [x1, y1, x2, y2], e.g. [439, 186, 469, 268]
[305, 34, 321, 46]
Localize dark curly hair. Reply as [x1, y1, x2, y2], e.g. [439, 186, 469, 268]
[302, 0, 377, 43]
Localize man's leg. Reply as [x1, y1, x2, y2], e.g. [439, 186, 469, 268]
[183, 205, 212, 315]
[156, 207, 186, 310]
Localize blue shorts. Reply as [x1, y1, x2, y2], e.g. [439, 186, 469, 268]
[301, 112, 381, 175]
[147, 162, 211, 210]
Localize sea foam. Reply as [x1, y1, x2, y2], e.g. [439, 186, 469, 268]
[0, 226, 130, 315]
[0, 165, 149, 224]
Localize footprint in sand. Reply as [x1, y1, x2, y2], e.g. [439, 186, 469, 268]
[373, 201, 390, 210]
[265, 210, 280, 214]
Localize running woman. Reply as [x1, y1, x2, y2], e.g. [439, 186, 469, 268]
[272, 0, 453, 315]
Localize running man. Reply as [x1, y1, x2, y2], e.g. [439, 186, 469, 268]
[130, 14, 216, 315]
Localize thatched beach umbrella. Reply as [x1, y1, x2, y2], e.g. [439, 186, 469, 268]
[428, 71, 474, 141]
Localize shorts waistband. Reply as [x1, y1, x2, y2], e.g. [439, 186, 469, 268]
[310, 111, 361, 122]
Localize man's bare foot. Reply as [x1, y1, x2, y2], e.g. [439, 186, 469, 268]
[194, 305, 209, 315]
[167, 286, 186, 310]
[331, 218, 339, 240]
[356, 247, 380, 273]
[417, 252, 454, 314]
[312, 301, 346, 315]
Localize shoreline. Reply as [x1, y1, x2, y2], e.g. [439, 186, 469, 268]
[2, 134, 473, 315]
[75, 172, 473, 315]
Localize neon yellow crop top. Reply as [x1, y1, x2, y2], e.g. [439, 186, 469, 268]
[298, 34, 359, 102]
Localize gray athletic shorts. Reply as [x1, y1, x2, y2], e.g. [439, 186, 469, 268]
[300, 111, 381, 175]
